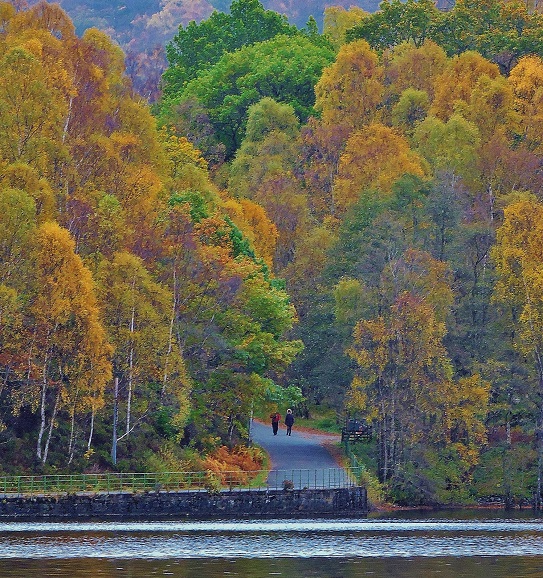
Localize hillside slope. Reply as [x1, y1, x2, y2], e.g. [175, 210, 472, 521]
[28, 1, 379, 55]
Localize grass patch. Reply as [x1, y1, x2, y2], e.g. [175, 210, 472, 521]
[296, 408, 342, 434]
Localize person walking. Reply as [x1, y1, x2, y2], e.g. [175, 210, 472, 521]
[285, 409, 294, 436]
[270, 411, 281, 435]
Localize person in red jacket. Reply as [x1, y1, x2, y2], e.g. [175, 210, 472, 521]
[270, 411, 281, 435]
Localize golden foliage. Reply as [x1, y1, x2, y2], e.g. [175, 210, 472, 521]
[333, 123, 427, 213]
[386, 41, 448, 101]
[315, 39, 384, 130]
[509, 55, 543, 151]
[204, 445, 266, 485]
[430, 51, 501, 121]
[323, 6, 369, 50]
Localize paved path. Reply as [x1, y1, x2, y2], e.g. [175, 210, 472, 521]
[250, 419, 349, 489]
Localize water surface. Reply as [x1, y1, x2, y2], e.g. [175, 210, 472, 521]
[1, 511, 542, 577]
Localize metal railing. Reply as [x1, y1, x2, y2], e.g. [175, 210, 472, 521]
[344, 435, 365, 469]
[0, 467, 363, 497]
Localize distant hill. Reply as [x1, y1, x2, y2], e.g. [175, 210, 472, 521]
[21, 1, 381, 99]
[33, 0, 380, 99]
[48, 1, 381, 52]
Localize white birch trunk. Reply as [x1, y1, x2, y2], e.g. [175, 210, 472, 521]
[42, 387, 61, 464]
[36, 352, 49, 461]
[126, 305, 135, 436]
[162, 267, 177, 397]
[88, 407, 95, 451]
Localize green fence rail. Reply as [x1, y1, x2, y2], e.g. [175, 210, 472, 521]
[0, 467, 364, 497]
[344, 438, 365, 471]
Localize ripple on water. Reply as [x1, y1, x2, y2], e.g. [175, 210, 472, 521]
[1, 518, 543, 560]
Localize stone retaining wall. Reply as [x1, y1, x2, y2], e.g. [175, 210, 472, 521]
[0, 487, 368, 521]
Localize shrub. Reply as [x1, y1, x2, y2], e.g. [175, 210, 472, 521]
[203, 445, 265, 487]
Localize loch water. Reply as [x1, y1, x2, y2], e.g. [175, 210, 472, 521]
[1, 510, 543, 577]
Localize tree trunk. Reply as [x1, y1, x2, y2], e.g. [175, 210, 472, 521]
[162, 267, 178, 397]
[42, 387, 61, 464]
[67, 388, 80, 465]
[88, 407, 95, 452]
[36, 353, 50, 461]
[126, 305, 135, 436]
[112, 377, 119, 465]
[62, 95, 73, 143]
[380, 399, 389, 482]
[390, 396, 397, 481]
[227, 414, 235, 444]
[68, 405, 76, 465]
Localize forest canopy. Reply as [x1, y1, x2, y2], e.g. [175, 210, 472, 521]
[0, 0, 301, 474]
[3, 0, 543, 507]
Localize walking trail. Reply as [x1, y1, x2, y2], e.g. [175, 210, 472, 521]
[250, 419, 348, 489]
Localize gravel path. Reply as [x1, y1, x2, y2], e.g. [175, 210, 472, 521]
[250, 419, 348, 489]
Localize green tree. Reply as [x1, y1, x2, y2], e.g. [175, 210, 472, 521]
[435, 0, 543, 73]
[348, 0, 543, 75]
[229, 97, 307, 269]
[163, 0, 296, 97]
[414, 114, 481, 179]
[391, 89, 430, 131]
[159, 199, 303, 444]
[0, 187, 36, 284]
[170, 34, 334, 158]
[347, 0, 441, 51]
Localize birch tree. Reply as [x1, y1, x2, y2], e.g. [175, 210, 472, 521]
[31, 222, 111, 463]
